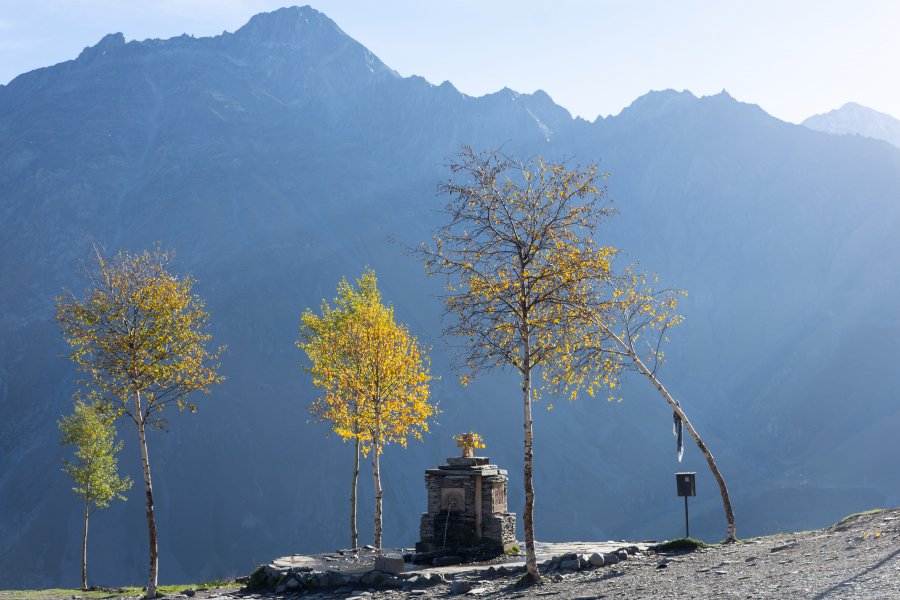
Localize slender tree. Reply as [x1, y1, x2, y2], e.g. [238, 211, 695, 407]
[298, 270, 436, 551]
[56, 245, 224, 598]
[553, 269, 737, 542]
[298, 277, 371, 550]
[58, 398, 132, 591]
[416, 148, 618, 582]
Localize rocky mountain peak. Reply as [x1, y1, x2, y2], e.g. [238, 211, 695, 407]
[77, 32, 126, 61]
[803, 102, 900, 149]
[615, 88, 697, 121]
[233, 5, 341, 44]
[225, 5, 397, 82]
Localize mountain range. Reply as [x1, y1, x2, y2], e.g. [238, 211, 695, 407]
[2, 5, 900, 589]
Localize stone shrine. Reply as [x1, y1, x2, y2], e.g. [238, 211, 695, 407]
[416, 448, 517, 556]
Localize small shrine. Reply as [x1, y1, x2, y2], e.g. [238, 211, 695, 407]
[416, 433, 517, 556]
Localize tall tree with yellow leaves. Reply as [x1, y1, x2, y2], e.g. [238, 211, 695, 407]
[299, 276, 371, 550]
[298, 270, 436, 551]
[416, 148, 618, 582]
[56, 245, 224, 599]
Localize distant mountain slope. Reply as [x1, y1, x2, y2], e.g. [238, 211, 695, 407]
[802, 102, 900, 148]
[2, 5, 900, 589]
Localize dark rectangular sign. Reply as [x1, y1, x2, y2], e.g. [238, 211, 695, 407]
[676, 472, 696, 497]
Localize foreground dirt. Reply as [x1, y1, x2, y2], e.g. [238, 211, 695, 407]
[8, 508, 899, 600]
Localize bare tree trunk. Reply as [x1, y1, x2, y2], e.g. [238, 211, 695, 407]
[351, 435, 360, 550]
[135, 390, 159, 598]
[522, 359, 539, 582]
[81, 496, 89, 591]
[373, 440, 382, 551]
[372, 402, 383, 552]
[616, 338, 737, 543]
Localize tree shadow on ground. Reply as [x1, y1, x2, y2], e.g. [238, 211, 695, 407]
[812, 547, 900, 599]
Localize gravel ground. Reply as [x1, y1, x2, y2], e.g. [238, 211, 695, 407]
[14, 508, 900, 600]
[243, 508, 900, 600]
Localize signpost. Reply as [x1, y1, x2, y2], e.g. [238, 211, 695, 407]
[676, 472, 696, 538]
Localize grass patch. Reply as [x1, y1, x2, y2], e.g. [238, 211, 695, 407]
[650, 537, 709, 553]
[834, 508, 886, 528]
[504, 545, 521, 555]
[0, 581, 241, 599]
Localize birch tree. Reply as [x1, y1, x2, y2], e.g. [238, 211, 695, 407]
[58, 398, 132, 591]
[299, 276, 371, 550]
[416, 148, 617, 582]
[298, 270, 436, 551]
[552, 269, 737, 542]
[56, 245, 224, 598]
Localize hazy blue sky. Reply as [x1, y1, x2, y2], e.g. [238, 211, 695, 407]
[1, 0, 897, 123]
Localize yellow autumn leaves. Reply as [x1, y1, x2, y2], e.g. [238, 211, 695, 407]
[297, 269, 436, 456]
[55, 245, 225, 422]
[297, 269, 437, 550]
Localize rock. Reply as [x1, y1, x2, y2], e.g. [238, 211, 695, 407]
[559, 558, 581, 570]
[433, 555, 463, 566]
[244, 566, 270, 590]
[364, 544, 376, 550]
[375, 555, 406, 573]
[626, 545, 640, 555]
[383, 574, 406, 588]
[657, 560, 669, 569]
[496, 566, 511, 576]
[361, 570, 386, 587]
[560, 552, 578, 561]
[450, 580, 473, 594]
[617, 549, 629, 561]
[589, 552, 605, 567]
[578, 553, 590, 568]
[274, 584, 286, 594]
[604, 552, 620, 565]
[429, 572, 446, 583]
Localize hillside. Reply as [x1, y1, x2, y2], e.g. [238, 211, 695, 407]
[2, 5, 900, 589]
